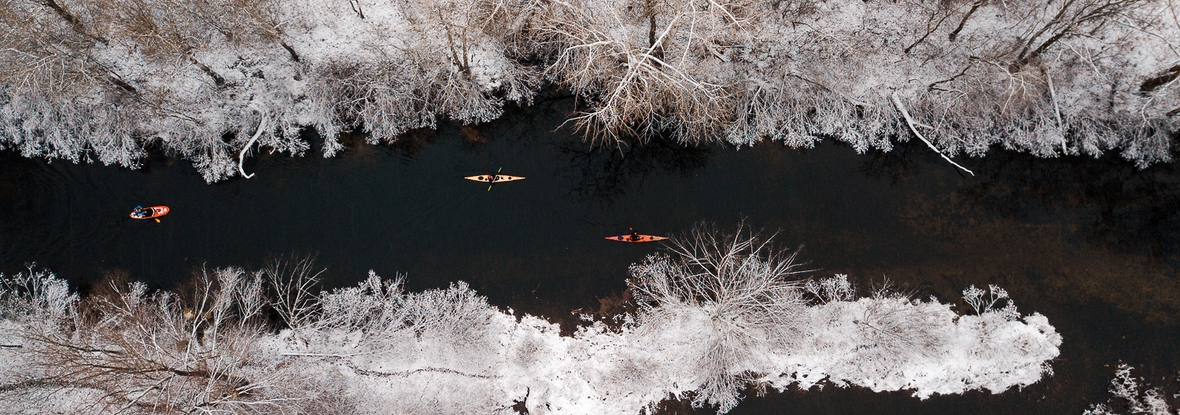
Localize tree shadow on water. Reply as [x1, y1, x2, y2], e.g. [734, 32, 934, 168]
[869, 140, 1180, 261]
[388, 127, 441, 163]
[556, 137, 711, 206]
[855, 137, 930, 185]
[965, 150, 1180, 260]
[854, 137, 1180, 261]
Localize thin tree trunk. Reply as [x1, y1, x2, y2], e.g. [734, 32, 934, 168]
[186, 54, 226, 87]
[891, 92, 974, 176]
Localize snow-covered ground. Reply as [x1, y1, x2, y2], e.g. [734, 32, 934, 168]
[0, 266, 1061, 414]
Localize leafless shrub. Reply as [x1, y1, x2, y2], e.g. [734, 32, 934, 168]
[323, 276, 496, 355]
[311, 57, 500, 143]
[307, 0, 536, 145]
[849, 285, 951, 377]
[401, 281, 496, 350]
[962, 284, 1019, 320]
[1084, 363, 1177, 415]
[803, 274, 855, 305]
[265, 255, 326, 337]
[315, 270, 406, 337]
[0, 265, 78, 323]
[265, 255, 497, 354]
[628, 221, 807, 412]
[21, 267, 307, 414]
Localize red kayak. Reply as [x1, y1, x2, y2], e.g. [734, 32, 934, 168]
[605, 234, 668, 243]
[130, 206, 170, 220]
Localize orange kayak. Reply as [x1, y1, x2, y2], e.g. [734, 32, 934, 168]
[130, 206, 170, 220]
[605, 234, 669, 243]
[464, 174, 525, 183]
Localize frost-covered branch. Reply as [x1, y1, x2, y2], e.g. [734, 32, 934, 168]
[892, 91, 975, 176]
[238, 113, 267, 179]
[1084, 363, 1177, 415]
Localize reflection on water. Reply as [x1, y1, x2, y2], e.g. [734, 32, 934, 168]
[965, 154, 1180, 261]
[1, 105, 1177, 414]
[557, 138, 710, 206]
[860, 139, 1180, 262]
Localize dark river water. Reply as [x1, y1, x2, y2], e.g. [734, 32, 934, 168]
[2, 100, 1178, 414]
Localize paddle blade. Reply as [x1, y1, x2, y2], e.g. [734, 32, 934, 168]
[154, 218, 161, 223]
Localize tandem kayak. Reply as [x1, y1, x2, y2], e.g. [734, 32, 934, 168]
[604, 234, 669, 243]
[464, 174, 525, 183]
[130, 206, 170, 220]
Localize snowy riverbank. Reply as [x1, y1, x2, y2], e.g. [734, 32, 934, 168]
[0, 227, 1062, 414]
[2, 0, 1177, 182]
[0, 273, 1061, 414]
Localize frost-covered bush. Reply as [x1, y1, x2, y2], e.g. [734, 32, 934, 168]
[804, 273, 855, 304]
[0, 266, 77, 322]
[266, 266, 504, 415]
[845, 289, 953, 378]
[18, 267, 323, 414]
[628, 223, 807, 412]
[622, 223, 1060, 413]
[270, 265, 497, 352]
[316, 270, 406, 336]
[1085, 364, 1178, 415]
[962, 284, 1020, 321]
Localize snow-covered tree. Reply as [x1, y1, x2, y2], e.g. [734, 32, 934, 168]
[3, 0, 1179, 181]
[627, 222, 808, 411]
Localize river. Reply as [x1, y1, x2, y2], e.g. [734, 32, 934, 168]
[2, 100, 1177, 414]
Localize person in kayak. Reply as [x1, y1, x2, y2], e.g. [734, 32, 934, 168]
[487, 174, 498, 183]
[629, 228, 641, 242]
[133, 206, 148, 218]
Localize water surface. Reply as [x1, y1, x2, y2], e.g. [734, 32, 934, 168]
[2, 101, 1177, 414]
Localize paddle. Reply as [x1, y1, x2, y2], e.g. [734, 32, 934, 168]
[488, 167, 501, 191]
